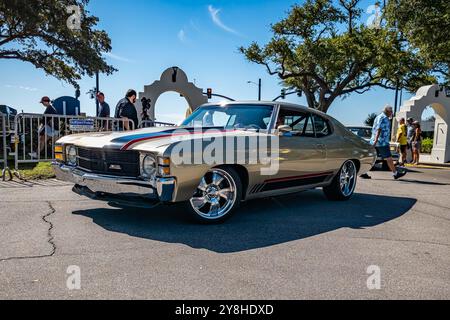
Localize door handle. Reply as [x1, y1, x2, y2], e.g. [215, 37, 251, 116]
[316, 143, 326, 148]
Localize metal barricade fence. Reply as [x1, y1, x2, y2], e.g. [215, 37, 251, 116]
[1, 113, 7, 169]
[13, 113, 134, 169]
[140, 120, 176, 128]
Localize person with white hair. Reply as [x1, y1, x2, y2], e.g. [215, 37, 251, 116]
[370, 105, 406, 180]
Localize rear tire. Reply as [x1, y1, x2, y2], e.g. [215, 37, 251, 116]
[186, 167, 242, 224]
[323, 160, 357, 201]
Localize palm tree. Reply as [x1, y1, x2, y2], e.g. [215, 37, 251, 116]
[364, 113, 377, 127]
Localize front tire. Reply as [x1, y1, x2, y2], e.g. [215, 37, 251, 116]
[187, 167, 242, 224]
[323, 160, 357, 201]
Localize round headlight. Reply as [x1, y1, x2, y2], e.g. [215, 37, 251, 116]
[66, 146, 77, 166]
[142, 155, 156, 177]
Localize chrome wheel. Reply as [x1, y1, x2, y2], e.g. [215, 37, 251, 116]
[190, 169, 237, 220]
[339, 160, 357, 197]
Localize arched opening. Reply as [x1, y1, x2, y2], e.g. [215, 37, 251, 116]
[154, 91, 190, 125]
[413, 103, 448, 158]
[419, 106, 436, 155]
[420, 106, 436, 139]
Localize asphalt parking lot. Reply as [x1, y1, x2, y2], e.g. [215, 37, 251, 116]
[0, 168, 449, 300]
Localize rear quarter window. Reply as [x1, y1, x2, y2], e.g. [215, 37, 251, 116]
[313, 115, 332, 138]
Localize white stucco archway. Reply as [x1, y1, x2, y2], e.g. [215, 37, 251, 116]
[135, 67, 208, 124]
[396, 84, 450, 163]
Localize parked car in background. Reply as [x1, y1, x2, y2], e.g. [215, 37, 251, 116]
[346, 126, 400, 169]
[53, 102, 376, 224]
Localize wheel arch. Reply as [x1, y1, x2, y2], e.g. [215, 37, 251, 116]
[349, 159, 361, 173]
[213, 164, 249, 200]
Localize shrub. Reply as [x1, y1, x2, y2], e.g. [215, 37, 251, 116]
[421, 138, 433, 154]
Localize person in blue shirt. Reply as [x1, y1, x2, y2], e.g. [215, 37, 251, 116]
[370, 105, 406, 180]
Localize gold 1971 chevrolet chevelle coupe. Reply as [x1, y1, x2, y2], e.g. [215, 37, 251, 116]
[53, 102, 376, 223]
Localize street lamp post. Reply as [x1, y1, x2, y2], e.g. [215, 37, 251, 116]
[258, 78, 261, 101]
[247, 78, 262, 101]
[95, 71, 99, 116]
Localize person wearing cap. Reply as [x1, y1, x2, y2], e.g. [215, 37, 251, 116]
[114, 89, 138, 130]
[407, 118, 415, 144]
[370, 105, 406, 180]
[411, 121, 422, 165]
[406, 117, 415, 163]
[29, 97, 59, 159]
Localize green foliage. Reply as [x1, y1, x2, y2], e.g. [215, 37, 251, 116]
[421, 138, 433, 154]
[19, 162, 55, 180]
[386, 0, 450, 84]
[0, 0, 116, 88]
[240, 0, 435, 112]
[364, 113, 377, 127]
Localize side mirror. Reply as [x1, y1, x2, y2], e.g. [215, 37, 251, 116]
[277, 125, 292, 133]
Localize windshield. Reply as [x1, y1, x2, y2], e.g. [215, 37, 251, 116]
[181, 104, 274, 130]
[348, 127, 372, 139]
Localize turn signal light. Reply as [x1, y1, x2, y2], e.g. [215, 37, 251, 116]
[55, 153, 64, 161]
[54, 145, 63, 153]
[158, 157, 171, 166]
[158, 166, 171, 176]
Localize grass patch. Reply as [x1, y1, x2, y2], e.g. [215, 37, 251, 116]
[18, 162, 55, 180]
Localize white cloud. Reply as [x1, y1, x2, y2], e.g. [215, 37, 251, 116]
[208, 5, 240, 35]
[103, 52, 133, 63]
[5, 84, 38, 92]
[189, 19, 201, 33]
[178, 29, 188, 43]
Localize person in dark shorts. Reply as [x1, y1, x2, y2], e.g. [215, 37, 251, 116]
[370, 105, 406, 180]
[412, 121, 422, 165]
[29, 96, 59, 159]
[114, 89, 139, 130]
[406, 117, 415, 162]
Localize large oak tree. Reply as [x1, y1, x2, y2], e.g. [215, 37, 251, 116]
[0, 0, 115, 88]
[240, 0, 434, 113]
[386, 0, 450, 84]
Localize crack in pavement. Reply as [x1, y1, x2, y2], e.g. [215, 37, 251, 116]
[416, 201, 450, 211]
[413, 209, 450, 222]
[0, 201, 56, 262]
[347, 236, 450, 248]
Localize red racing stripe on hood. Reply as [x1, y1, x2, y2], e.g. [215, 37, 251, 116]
[120, 129, 237, 150]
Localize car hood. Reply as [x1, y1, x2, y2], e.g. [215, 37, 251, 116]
[56, 126, 269, 152]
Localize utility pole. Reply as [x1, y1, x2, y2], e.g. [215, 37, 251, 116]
[394, 79, 400, 117]
[391, 78, 400, 141]
[95, 71, 99, 116]
[258, 78, 262, 101]
[248, 79, 262, 101]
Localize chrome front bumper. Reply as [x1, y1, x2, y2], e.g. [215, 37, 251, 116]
[52, 163, 176, 202]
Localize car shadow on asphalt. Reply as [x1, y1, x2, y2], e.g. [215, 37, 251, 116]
[72, 190, 416, 253]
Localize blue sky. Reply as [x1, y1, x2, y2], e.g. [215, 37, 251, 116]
[0, 0, 429, 125]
